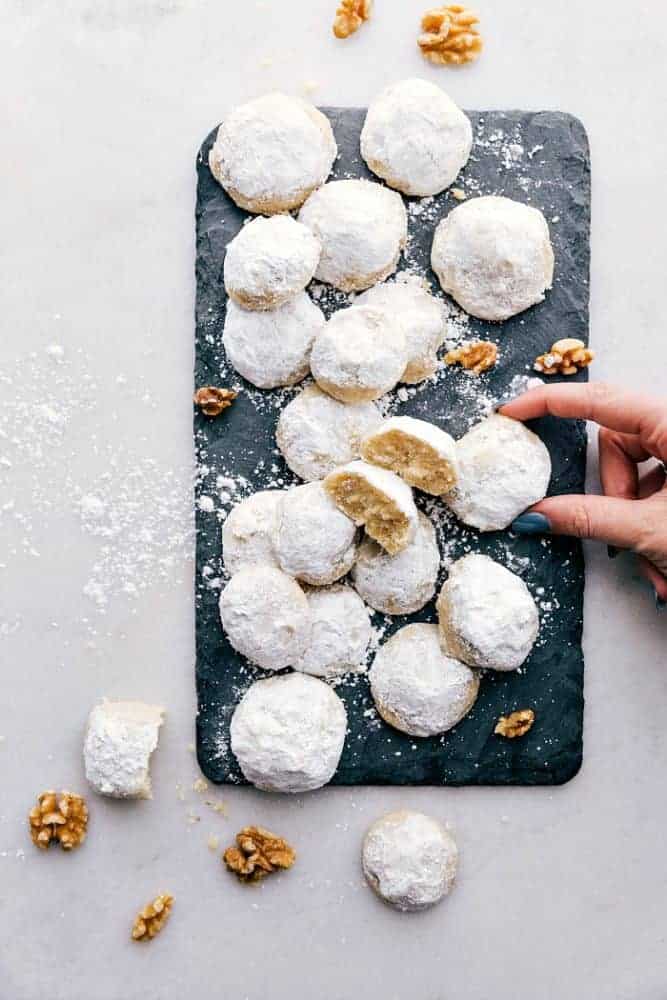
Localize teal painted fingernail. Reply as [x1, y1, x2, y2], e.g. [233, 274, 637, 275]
[655, 588, 666, 611]
[511, 513, 551, 534]
[607, 545, 619, 559]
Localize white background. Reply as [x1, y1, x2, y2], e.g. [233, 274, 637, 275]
[1, 2, 666, 998]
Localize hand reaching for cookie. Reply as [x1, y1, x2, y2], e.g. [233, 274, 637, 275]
[500, 382, 667, 608]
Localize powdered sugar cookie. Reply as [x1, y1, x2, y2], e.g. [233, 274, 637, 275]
[209, 93, 337, 214]
[293, 584, 371, 677]
[84, 701, 164, 800]
[431, 195, 554, 321]
[324, 460, 418, 555]
[361, 415, 457, 495]
[222, 490, 282, 576]
[369, 623, 479, 737]
[437, 554, 539, 672]
[224, 215, 321, 310]
[360, 78, 472, 197]
[230, 672, 347, 793]
[223, 294, 324, 389]
[446, 414, 551, 531]
[274, 482, 358, 586]
[362, 810, 458, 912]
[356, 274, 446, 383]
[351, 511, 439, 615]
[310, 305, 407, 403]
[276, 384, 382, 482]
[219, 565, 310, 670]
[298, 179, 407, 291]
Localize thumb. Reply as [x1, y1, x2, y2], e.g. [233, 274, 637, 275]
[511, 494, 650, 550]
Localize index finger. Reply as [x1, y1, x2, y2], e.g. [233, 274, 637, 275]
[499, 382, 667, 438]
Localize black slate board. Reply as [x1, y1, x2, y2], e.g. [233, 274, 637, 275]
[194, 108, 591, 787]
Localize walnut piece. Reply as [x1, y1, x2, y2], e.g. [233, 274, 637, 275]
[131, 894, 174, 941]
[494, 709, 535, 739]
[333, 0, 372, 39]
[418, 5, 482, 65]
[193, 386, 237, 416]
[28, 791, 88, 851]
[533, 339, 594, 376]
[445, 340, 497, 375]
[223, 826, 296, 883]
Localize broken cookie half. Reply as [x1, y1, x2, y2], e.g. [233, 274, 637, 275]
[323, 460, 418, 555]
[84, 700, 165, 799]
[361, 415, 458, 496]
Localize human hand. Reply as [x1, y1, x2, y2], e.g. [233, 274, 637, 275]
[500, 382, 667, 607]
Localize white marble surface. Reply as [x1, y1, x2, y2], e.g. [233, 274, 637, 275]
[1, 2, 666, 998]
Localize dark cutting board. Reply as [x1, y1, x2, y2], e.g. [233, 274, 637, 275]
[194, 108, 590, 787]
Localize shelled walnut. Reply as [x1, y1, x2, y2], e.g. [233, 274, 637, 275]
[131, 894, 174, 941]
[418, 5, 482, 66]
[223, 826, 296, 883]
[193, 386, 237, 416]
[494, 709, 535, 739]
[533, 339, 594, 376]
[28, 791, 88, 851]
[333, 0, 372, 39]
[445, 340, 497, 375]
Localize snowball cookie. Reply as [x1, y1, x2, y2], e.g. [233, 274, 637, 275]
[298, 179, 408, 292]
[351, 512, 439, 615]
[310, 305, 407, 403]
[324, 460, 419, 556]
[369, 623, 479, 737]
[437, 554, 539, 672]
[362, 810, 458, 912]
[431, 195, 554, 321]
[219, 566, 310, 670]
[230, 672, 347, 793]
[223, 294, 324, 389]
[276, 384, 382, 482]
[446, 414, 551, 531]
[361, 415, 457, 496]
[360, 78, 472, 197]
[274, 482, 358, 586]
[293, 585, 371, 676]
[221, 490, 281, 576]
[209, 93, 337, 215]
[84, 700, 165, 799]
[224, 216, 321, 310]
[356, 274, 446, 383]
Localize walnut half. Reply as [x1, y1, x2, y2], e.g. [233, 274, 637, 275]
[418, 5, 483, 66]
[445, 340, 497, 375]
[193, 386, 237, 416]
[494, 709, 535, 739]
[132, 894, 174, 941]
[333, 0, 372, 39]
[28, 791, 88, 851]
[223, 826, 296, 883]
[534, 339, 594, 376]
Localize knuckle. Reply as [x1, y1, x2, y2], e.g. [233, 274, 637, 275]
[588, 382, 616, 407]
[587, 382, 617, 419]
[634, 497, 667, 554]
[597, 426, 615, 448]
[644, 423, 667, 462]
[568, 501, 594, 539]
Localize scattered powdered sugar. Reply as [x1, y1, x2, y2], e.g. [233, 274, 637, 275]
[0, 344, 195, 634]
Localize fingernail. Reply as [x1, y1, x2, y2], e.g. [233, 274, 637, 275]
[510, 513, 551, 535]
[655, 588, 666, 611]
[607, 545, 619, 559]
[493, 391, 521, 412]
